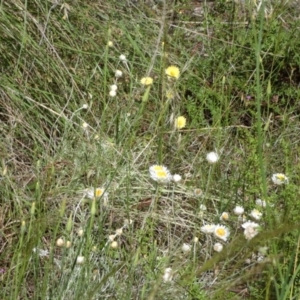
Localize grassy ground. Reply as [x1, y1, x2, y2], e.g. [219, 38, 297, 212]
[1, 0, 300, 299]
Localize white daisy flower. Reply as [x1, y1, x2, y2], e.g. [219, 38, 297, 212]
[272, 173, 288, 185]
[84, 187, 108, 200]
[149, 165, 172, 183]
[233, 206, 244, 215]
[206, 151, 219, 164]
[250, 209, 262, 220]
[213, 242, 223, 252]
[214, 224, 230, 241]
[200, 224, 216, 234]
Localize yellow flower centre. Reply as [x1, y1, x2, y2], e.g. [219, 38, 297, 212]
[216, 228, 226, 237]
[153, 165, 164, 171]
[156, 170, 167, 178]
[95, 188, 104, 197]
[276, 174, 285, 181]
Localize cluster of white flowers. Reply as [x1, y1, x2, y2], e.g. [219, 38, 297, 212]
[242, 221, 260, 240]
[149, 165, 182, 184]
[107, 218, 133, 249]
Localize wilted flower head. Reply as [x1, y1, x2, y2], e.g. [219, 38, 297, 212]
[201, 224, 216, 234]
[56, 238, 64, 247]
[109, 90, 117, 97]
[256, 198, 267, 208]
[108, 234, 116, 242]
[214, 224, 230, 241]
[194, 189, 203, 197]
[82, 122, 89, 129]
[165, 65, 180, 79]
[272, 173, 288, 185]
[242, 221, 259, 229]
[174, 116, 186, 129]
[115, 228, 123, 236]
[166, 89, 175, 100]
[233, 206, 244, 215]
[238, 214, 247, 222]
[242, 221, 260, 240]
[149, 165, 172, 183]
[110, 84, 118, 91]
[65, 241, 72, 248]
[220, 212, 229, 221]
[250, 209, 262, 220]
[206, 151, 219, 164]
[119, 54, 127, 62]
[163, 267, 173, 282]
[77, 228, 84, 237]
[32, 247, 49, 257]
[115, 70, 123, 78]
[199, 204, 207, 211]
[140, 77, 153, 86]
[213, 242, 223, 252]
[182, 243, 192, 253]
[110, 241, 118, 249]
[76, 256, 85, 264]
[172, 174, 182, 183]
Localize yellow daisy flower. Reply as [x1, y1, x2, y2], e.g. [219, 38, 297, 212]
[174, 116, 186, 129]
[140, 77, 153, 86]
[165, 65, 180, 79]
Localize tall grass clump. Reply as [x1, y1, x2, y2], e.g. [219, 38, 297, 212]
[1, 0, 300, 299]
